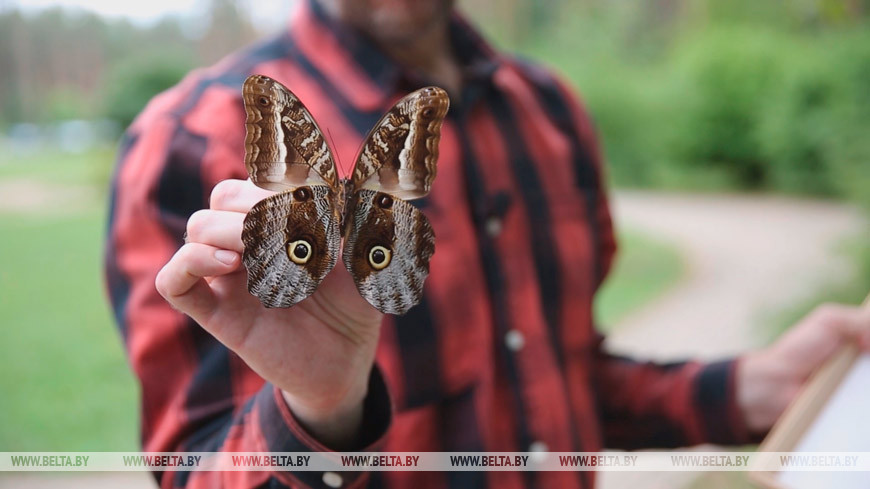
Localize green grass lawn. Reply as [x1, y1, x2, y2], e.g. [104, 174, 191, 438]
[0, 147, 116, 187]
[0, 208, 139, 451]
[596, 230, 684, 330]
[0, 154, 683, 450]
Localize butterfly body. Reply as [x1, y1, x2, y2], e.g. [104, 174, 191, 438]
[240, 75, 448, 315]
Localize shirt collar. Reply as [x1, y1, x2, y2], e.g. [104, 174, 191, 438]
[293, 0, 502, 111]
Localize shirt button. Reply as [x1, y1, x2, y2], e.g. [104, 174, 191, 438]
[529, 441, 549, 463]
[322, 472, 343, 488]
[485, 216, 502, 237]
[505, 330, 525, 351]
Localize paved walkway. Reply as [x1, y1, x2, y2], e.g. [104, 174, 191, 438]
[2, 191, 863, 489]
[598, 190, 864, 489]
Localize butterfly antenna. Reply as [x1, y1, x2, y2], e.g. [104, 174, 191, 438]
[327, 128, 347, 178]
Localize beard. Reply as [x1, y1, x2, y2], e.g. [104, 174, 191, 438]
[343, 0, 454, 44]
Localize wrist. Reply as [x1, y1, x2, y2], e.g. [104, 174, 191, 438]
[281, 378, 368, 450]
[736, 349, 798, 434]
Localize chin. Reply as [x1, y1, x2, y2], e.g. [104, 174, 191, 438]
[357, 0, 454, 42]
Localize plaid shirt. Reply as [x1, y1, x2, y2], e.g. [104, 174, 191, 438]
[105, 1, 754, 488]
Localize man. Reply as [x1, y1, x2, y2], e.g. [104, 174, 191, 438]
[105, 0, 870, 487]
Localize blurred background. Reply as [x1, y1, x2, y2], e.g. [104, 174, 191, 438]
[0, 0, 868, 488]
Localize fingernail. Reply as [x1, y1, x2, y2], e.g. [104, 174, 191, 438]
[214, 250, 238, 265]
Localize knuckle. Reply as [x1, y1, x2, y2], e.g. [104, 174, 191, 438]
[210, 179, 240, 208]
[176, 242, 199, 262]
[166, 244, 195, 276]
[186, 209, 211, 238]
[154, 264, 172, 298]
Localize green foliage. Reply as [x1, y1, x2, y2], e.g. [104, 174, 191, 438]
[3, 1, 865, 203]
[44, 86, 99, 121]
[655, 24, 868, 200]
[821, 33, 870, 208]
[759, 29, 870, 201]
[647, 24, 870, 198]
[0, 6, 207, 126]
[483, 2, 870, 203]
[669, 26, 789, 188]
[103, 52, 193, 129]
[582, 71, 672, 187]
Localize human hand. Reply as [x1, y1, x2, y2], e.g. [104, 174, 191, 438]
[737, 300, 870, 434]
[155, 179, 384, 449]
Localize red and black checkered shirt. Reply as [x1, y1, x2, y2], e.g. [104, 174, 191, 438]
[105, 1, 754, 488]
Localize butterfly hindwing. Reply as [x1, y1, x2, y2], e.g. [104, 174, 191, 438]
[243, 74, 338, 192]
[342, 189, 435, 315]
[351, 87, 449, 200]
[242, 185, 340, 308]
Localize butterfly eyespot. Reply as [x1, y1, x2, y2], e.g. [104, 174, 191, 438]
[376, 194, 393, 209]
[258, 96, 270, 106]
[287, 240, 312, 264]
[368, 245, 392, 270]
[293, 187, 311, 201]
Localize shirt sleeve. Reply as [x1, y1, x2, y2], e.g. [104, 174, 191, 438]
[528, 67, 761, 449]
[591, 340, 756, 448]
[104, 103, 392, 488]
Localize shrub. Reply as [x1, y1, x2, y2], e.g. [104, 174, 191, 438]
[667, 26, 790, 188]
[822, 32, 870, 208]
[575, 66, 679, 187]
[760, 29, 870, 202]
[517, 15, 869, 201]
[102, 52, 193, 129]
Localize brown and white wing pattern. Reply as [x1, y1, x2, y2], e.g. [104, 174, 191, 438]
[242, 185, 340, 308]
[243, 74, 338, 192]
[351, 86, 449, 201]
[241, 75, 447, 314]
[342, 189, 435, 315]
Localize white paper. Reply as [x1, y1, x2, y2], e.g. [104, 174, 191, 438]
[777, 354, 870, 489]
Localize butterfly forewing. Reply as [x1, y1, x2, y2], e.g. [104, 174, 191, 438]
[242, 185, 340, 308]
[350, 86, 449, 201]
[242, 74, 341, 308]
[342, 189, 435, 315]
[243, 75, 338, 192]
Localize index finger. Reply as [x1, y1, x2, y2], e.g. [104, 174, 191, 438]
[155, 242, 240, 325]
[210, 179, 276, 212]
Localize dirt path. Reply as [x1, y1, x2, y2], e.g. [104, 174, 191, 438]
[598, 190, 865, 489]
[0, 179, 99, 215]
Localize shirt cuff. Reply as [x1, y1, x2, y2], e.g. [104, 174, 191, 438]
[693, 358, 765, 445]
[256, 365, 393, 488]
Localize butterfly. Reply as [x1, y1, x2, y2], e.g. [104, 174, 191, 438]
[240, 74, 449, 315]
